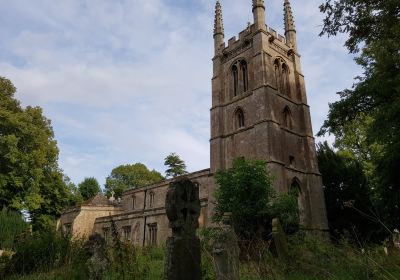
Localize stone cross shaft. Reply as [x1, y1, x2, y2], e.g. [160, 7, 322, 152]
[164, 177, 202, 280]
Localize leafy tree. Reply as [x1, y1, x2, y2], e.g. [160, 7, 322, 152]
[0, 77, 75, 230]
[105, 163, 163, 198]
[318, 0, 400, 233]
[214, 157, 299, 240]
[64, 176, 83, 206]
[317, 142, 381, 241]
[78, 177, 101, 201]
[164, 152, 187, 178]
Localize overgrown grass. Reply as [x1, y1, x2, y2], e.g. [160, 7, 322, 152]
[3, 231, 400, 280]
[233, 233, 400, 280]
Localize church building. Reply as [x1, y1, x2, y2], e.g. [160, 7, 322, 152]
[59, 0, 328, 245]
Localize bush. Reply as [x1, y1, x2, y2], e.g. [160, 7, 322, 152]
[214, 158, 299, 240]
[0, 207, 28, 250]
[6, 230, 87, 276]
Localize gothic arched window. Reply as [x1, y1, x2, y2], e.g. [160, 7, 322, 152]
[274, 58, 291, 96]
[283, 106, 293, 129]
[290, 179, 301, 197]
[132, 195, 136, 210]
[149, 191, 155, 208]
[240, 60, 248, 92]
[274, 59, 281, 92]
[232, 65, 238, 96]
[235, 108, 245, 129]
[231, 59, 249, 97]
[282, 64, 290, 96]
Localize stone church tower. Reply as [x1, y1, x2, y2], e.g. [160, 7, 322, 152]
[210, 0, 328, 230]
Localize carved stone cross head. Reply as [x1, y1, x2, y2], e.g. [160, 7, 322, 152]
[165, 177, 201, 236]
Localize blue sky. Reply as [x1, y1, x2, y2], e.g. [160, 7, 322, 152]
[0, 0, 361, 186]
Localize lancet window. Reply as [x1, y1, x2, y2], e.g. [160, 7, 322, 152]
[232, 65, 238, 96]
[132, 195, 136, 210]
[235, 108, 245, 129]
[122, 225, 131, 241]
[274, 58, 291, 96]
[283, 106, 293, 129]
[240, 60, 248, 92]
[148, 223, 158, 246]
[231, 59, 249, 97]
[149, 191, 155, 208]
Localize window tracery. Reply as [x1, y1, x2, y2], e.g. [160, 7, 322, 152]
[231, 59, 249, 97]
[274, 58, 291, 96]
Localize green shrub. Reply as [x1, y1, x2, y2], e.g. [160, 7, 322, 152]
[214, 157, 299, 240]
[6, 230, 88, 276]
[0, 207, 29, 250]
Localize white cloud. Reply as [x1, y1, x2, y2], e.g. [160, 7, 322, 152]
[0, 0, 360, 185]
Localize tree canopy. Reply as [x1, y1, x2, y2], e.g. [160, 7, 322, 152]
[319, 0, 400, 233]
[0, 77, 78, 230]
[78, 177, 101, 201]
[317, 142, 381, 241]
[104, 163, 163, 198]
[164, 152, 187, 178]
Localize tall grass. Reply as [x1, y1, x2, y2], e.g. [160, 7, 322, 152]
[5, 230, 88, 277]
[3, 229, 400, 280]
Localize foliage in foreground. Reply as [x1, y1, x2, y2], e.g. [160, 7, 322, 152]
[4, 230, 400, 280]
[317, 142, 383, 241]
[214, 157, 299, 240]
[1, 228, 164, 280]
[0, 208, 28, 250]
[0, 77, 80, 230]
[318, 0, 400, 233]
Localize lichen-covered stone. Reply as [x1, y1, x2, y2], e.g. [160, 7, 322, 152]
[212, 213, 240, 280]
[272, 218, 289, 262]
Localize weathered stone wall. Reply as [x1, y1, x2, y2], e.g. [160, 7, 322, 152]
[92, 169, 212, 245]
[60, 205, 123, 238]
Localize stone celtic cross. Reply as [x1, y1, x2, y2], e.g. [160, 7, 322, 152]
[164, 177, 201, 280]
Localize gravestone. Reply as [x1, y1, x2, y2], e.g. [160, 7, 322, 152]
[85, 234, 109, 280]
[393, 229, 400, 249]
[164, 177, 201, 280]
[212, 212, 240, 280]
[272, 218, 289, 262]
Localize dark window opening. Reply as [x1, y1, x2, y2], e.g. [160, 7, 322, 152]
[283, 106, 293, 129]
[240, 60, 248, 92]
[236, 109, 245, 128]
[289, 155, 295, 166]
[149, 192, 155, 208]
[103, 227, 110, 240]
[282, 64, 290, 96]
[274, 59, 281, 92]
[232, 65, 238, 96]
[132, 195, 136, 210]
